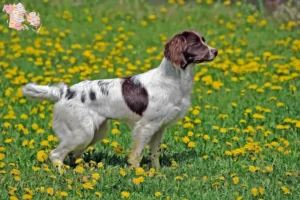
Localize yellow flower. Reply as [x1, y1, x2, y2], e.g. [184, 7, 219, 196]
[102, 138, 110, 144]
[133, 176, 144, 185]
[5, 138, 13, 143]
[251, 188, 258, 196]
[40, 140, 50, 147]
[192, 109, 199, 115]
[0, 153, 5, 160]
[47, 188, 54, 196]
[111, 141, 118, 148]
[188, 141, 196, 148]
[247, 15, 256, 23]
[82, 182, 94, 190]
[111, 128, 120, 135]
[31, 123, 39, 130]
[135, 167, 145, 175]
[95, 192, 103, 198]
[276, 102, 285, 107]
[37, 150, 48, 162]
[203, 135, 210, 140]
[182, 136, 190, 143]
[97, 162, 104, 168]
[141, 21, 148, 26]
[265, 166, 273, 172]
[281, 186, 291, 194]
[148, 14, 156, 20]
[20, 114, 28, 119]
[73, 165, 85, 173]
[92, 173, 100, 180]
[259, 187, 264, 195]
[249, 165, 259, 172]
[224, 0, 230, 6]
[22, 194, 32, 200]
[296, 121, 300, 128]
[232, 102, 238, 107]
[232, 176, 239, 184]
[121, 191, 130, 198]
[120, 168, 127, 177]
[187, 132, 194, 137]
[155, 192, 162, 197]
[220, 128, 227, 133]
[253, 113, 264, 119]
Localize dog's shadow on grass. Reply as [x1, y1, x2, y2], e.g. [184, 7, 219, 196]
[67, 150, 198, 169]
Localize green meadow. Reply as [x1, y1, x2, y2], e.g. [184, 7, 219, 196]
[0, 0, 300, 199]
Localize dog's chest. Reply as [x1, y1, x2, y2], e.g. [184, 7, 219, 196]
[163, 88, 191, 126]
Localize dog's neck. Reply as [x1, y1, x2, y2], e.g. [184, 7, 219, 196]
[159, 57, 195, 94]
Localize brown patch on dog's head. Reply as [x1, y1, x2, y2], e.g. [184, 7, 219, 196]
[164, 29, 218, 69]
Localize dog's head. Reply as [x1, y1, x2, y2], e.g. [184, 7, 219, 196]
[164, 29, 218, 69]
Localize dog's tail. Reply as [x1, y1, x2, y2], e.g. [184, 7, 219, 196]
[22, 83, 67, 101]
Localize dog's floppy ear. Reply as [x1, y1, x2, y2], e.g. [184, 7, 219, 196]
[164, 33, 187, 68]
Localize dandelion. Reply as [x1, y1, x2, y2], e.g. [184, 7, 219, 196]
[73, 165, 85, 173]
[249, 165, 259, 172]
[0, 153, 5, 160]
[133, 176, 144, 185]
[95, 192, 103, 198]
[92, 173, 100, 180]
[82, 182, 94, 190]
[121, 191, 130, 198]
[120, 168, 126, 177]
[37, 150, 48, 162]
[259, 187, 264, 195]
[251, 188, 258, 196]
[281, 186, 291, 194]
[151, 191, 161, 197]
[182, 136, 190, 143]
[111, 141, 118, 148]
[111, 128, 120, 135]
[160, 8, 167, 13]
[253, 113, 264, 119]
[188, 141, 196, 148]
[47, 188, 54, 196]
[135, 167, 145, 175]
[148, 14, 156, 20]
[265, 166, 273, 172]
[97, 162, 104, 168]
[232, 176, 239, 184]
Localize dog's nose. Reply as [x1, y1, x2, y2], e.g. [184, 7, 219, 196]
[212, 49, 218, 57]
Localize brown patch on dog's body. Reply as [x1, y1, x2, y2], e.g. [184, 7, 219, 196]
[121, 77, 148, 116]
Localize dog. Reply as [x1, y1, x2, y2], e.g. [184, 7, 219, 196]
[22, 29, 218, 170]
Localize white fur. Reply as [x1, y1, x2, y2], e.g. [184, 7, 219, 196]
[22, 54, 216, 169]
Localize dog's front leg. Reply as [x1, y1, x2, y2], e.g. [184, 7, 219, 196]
[127, 124, 158, 169]
[149, 128, 165, 169]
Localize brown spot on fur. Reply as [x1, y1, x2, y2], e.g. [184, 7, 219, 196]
[121, 77, 148, 116]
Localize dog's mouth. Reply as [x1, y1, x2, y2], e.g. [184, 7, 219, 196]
[194, 58, 214, 63]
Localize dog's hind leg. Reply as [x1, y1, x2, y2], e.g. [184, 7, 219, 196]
[69, 120, 109, 163]
[89, 120, 110, 146]
[50, 104, 105, 170]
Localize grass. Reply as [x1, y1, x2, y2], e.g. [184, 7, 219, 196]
[1, 0, 300, 199]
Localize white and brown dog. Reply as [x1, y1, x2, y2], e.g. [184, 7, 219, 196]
[22, 29, 218, 169]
